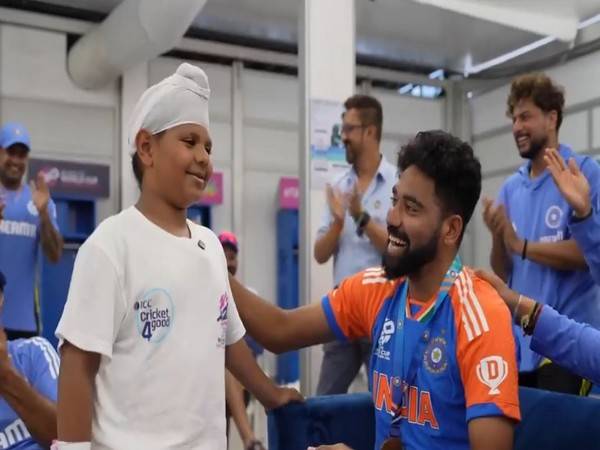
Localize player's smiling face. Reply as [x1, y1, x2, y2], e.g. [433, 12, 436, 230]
[383, 166, 443, 279]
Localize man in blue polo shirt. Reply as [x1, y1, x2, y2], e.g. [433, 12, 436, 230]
[0, 122, 63, 340]
[482, 73, 600, 394]
[0, 270, 58, 449]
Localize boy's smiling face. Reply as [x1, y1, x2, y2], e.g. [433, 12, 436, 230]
[137, 123, 213, 209]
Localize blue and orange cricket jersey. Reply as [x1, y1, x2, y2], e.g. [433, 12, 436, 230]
[321, 266, 520, 450]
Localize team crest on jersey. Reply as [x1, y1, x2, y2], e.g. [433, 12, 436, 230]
[423, 336, 448, 374]
[216, 293, 229, 347]
[374, 319, 395, 360]
[26, 200, 38, 216]
[545, 205, 563, 229]
[134, 288, 174, 344]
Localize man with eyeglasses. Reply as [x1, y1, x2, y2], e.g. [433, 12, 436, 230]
[313, 94, 396, 395]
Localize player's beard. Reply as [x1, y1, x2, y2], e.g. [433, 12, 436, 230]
[382, 227, 440, 280]
[517, 132, 548, 160]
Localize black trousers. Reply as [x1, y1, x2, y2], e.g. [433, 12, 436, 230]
[519, 362, 584, 395]
[5, 329, 38, 341]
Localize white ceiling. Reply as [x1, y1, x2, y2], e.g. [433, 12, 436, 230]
[21, 0, 600, 74]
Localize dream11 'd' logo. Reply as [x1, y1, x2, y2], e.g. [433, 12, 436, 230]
[476, 356, 508, 395]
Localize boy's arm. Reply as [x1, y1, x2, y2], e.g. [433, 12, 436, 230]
[229, 275, 334, 354]
[225, 339, 302, 410]
[225, 370, 255, 446]
[57, 342, 100, 443]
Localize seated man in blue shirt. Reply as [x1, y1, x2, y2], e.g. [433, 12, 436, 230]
[0, 270, 58, 449]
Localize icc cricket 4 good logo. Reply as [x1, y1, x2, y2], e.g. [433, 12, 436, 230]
[476, 356, 508, 395]
[135, 288, 174, 343]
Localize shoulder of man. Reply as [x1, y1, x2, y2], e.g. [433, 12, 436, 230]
[333, 267, 397, 301]
[9, 337, 59, 379]
[450, 268, 513, 341]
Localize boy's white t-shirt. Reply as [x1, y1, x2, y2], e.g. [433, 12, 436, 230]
[56, 206, 245, 450]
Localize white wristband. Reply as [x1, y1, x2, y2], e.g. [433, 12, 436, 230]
[51, 441, 92, 450]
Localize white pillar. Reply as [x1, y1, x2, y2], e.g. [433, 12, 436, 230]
[231, 61, 245, 281]
[120, 63, 149, 210]
[299, 0, 355, 395]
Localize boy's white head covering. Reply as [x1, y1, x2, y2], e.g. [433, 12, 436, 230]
[128, 63, 210, 154]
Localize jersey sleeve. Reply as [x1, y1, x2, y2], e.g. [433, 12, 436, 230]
[225, 279, 246, 346]
[580, 156, 600, 215]
[55, 241, 126, 358]
[219, 245, 245, 346]
[25, 337, 59, 402]
[453, 271, 521, 423]
[321, 269, 390, 341]
[569, 208, 600, 286]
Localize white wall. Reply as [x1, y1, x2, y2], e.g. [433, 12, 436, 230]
[0, 24, 120, 222]
[374, 88, 445, 164]
[469, 51, 600, 268]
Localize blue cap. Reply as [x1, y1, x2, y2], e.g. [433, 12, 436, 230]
[0, 122, 31, 150]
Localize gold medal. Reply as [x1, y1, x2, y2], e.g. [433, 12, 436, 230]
[381, 437, 404, 450]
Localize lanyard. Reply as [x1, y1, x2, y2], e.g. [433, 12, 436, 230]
[387, 256, 463, 439]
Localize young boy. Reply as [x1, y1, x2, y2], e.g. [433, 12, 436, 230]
[54, 63, 301, 450]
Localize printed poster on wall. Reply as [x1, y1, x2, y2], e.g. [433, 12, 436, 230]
[310, 99, 349, 189]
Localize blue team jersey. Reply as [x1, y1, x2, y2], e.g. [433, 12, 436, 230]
[322, 267, 520, 450]
[0, 337, 58, 449]
[498, 144, 600, 371]
[0, 185, 58, 331]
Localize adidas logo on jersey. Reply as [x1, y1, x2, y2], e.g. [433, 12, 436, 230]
[362, 267, 389, 285]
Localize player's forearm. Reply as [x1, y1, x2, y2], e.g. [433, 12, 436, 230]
[225, 370, 254, 443]
[57, 344, 99, 442]
[226, 341, 280, 410]
[39, 209, 63, 262]
[0, 368, 56, 447]
[362, 220, 388, 253]
[469, 416, 514, 450]
[314, 221, 342, 264]
[490, 236, 510, 281]
[525, 239, 588, 271]
[229, 276, 293, 353]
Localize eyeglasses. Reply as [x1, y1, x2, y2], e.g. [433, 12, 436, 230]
[341, 123, 365, 134]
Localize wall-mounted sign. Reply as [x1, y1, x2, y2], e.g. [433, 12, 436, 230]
[197, 171, 223, 206]
[310, 99, 350, 189]
[279, 177, 299, 210]
[28, 158, 110, 199]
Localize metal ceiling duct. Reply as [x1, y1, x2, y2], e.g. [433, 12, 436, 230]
[68, 0, 207, 89]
